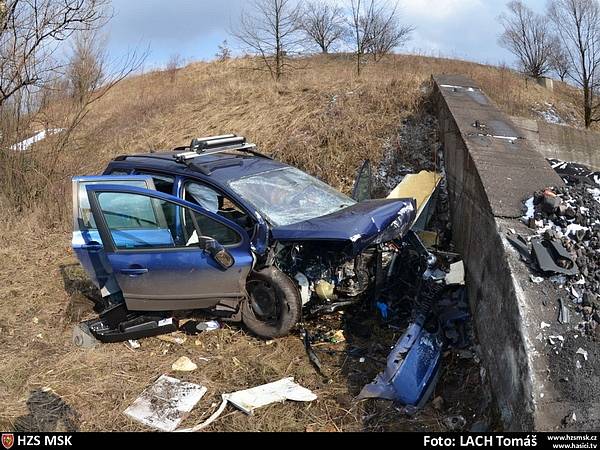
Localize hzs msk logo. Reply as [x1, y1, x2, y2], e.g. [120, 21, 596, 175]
[1, 434, 14, 450]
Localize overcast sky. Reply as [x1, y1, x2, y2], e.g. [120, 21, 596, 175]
[104, 0, 548, 70]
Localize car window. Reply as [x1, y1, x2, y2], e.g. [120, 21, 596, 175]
[184, 181, 254, 234]
[79, 180, 148, 229]
[183, 209, 241, 247]
[107, 169, 131, 176]
[136, 172, 175, 195]
[96, 191, 241, 250]
[229, 167, 356, 227]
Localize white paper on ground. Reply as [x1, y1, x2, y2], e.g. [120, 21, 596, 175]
[124, 375, 207, 432]
[225, 377, 317, 415]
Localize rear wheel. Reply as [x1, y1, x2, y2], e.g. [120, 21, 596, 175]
[242, 267, 301, 339]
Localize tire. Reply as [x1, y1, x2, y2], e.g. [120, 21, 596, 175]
[241, 266, 302, 339]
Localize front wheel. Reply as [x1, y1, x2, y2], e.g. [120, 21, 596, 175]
[241, 267, 302, 339]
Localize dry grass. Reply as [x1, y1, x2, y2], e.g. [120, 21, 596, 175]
[0, 53, 578, 431]
[2, 53, 583, 223]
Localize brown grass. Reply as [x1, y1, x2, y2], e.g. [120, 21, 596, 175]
[0, 53, 579, 431]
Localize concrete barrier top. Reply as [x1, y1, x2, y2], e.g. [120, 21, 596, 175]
[433, 74, 564, 218]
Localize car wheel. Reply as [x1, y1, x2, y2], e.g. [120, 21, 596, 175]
[242, 267, 302, 339]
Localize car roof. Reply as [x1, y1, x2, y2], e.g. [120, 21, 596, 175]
[109, 151, 291, 184]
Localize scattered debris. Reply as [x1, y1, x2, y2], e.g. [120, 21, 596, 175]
[172, 356, 198, 372]
[357, 321, 443, 405]
[445, 261, 465, 286]
[558, 298, 570, 324]
[127, 340, 140, 350]
[576, 348, 589, 361]
[518, 160, 600, 336]
[178, 378, 316, 432]
[530, 275, 544, 284]
[158, 333, 187, 345]
[124, 375, 207, 432]
[196, 321, 220, 332]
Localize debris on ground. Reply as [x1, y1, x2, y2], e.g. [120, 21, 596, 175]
[157, 333, 187, 345]
[172, 356, 198, 372]
[124, 375, 207, 432]
[516, 159, 600, 336]
[178, 378, 317, 432]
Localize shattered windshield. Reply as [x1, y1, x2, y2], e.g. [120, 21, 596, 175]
[229, 167, 356, 227]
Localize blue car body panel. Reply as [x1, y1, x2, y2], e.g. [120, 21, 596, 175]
[358, 322, 443, 406]
[72, 175, 156, 294]
[83, 184, 254, 311]
[271, 198, 416, 255]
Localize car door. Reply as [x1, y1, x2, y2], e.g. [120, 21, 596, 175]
[72, 175, 156, 297]
[85, 184, 254, 311]
[352, 160, 372, 202]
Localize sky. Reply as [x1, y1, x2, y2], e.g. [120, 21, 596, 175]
[104, 0, 549, 71]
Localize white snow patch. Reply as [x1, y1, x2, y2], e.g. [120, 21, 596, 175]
[10, 128, 64, 151]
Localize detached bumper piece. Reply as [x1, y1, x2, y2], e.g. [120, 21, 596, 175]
[83, 303, 178, 343]
[358, 322, 443, 406]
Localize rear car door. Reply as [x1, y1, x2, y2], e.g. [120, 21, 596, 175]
[85, 184, 254, 311]
[72, 175, 156, 297]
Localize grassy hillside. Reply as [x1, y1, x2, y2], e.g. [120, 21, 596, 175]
[2, 53, 582, 226]
[0, 54, 584, 432]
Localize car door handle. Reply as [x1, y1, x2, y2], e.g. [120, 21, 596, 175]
[81, 242, 103, 251]
[119, 268, 149, 277]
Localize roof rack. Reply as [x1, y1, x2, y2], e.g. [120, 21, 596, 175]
[173, 135, 271, 163]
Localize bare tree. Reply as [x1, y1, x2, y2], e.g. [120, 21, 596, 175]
[348, 0, 410, 75]
[165, 53, 181, 83]
[366, 5, 413, 62]
[233, 0, 304, 81]
[549, 42, 572, 81]
[67, 30, 106, 103]
[549, 0, 600, 128]
[301, 0, 345, 53]
[0, 0, 110, 108]
[216, 40, 232, 61]
[499, 1, 554, 79]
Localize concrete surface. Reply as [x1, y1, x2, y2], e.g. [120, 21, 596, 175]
[432, 74, 597, 431]
[512, 116, 600, 171]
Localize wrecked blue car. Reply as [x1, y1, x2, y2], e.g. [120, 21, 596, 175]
[72, 135, 416, 340]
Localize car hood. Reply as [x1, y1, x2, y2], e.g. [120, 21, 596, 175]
[271, 198, 416, 256]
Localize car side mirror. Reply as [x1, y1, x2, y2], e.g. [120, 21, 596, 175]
[198, 237, 235, 270]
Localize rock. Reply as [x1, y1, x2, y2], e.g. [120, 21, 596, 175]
[582, 292, 597, 307]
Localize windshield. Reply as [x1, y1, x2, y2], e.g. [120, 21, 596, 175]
[229, 167, 356, 227]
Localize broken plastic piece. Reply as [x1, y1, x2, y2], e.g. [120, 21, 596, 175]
[558, 298, 570, 324]
[177, 378, 316, 432]
[531, 239, 578, 276]
[506, 234, 532, 262]
[124, 375, 207, 432]
[388, 171, 442, 231]
[225, 377, 317, 415]
[445, 261, 465, 286]
[357, 323, 443, 406]
[72, 323, 99, 349]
